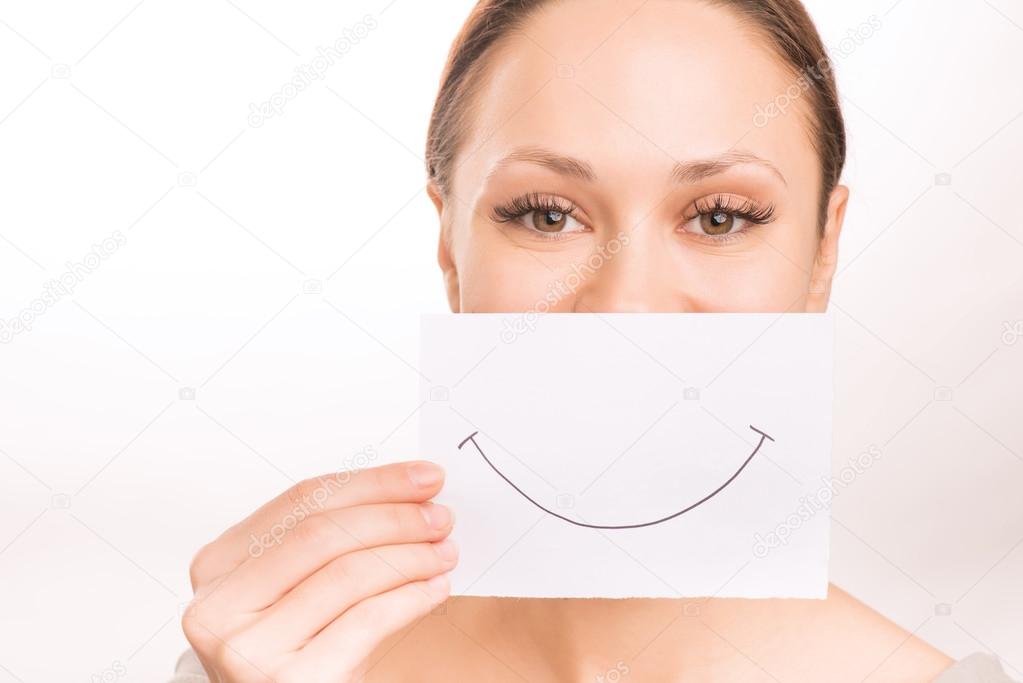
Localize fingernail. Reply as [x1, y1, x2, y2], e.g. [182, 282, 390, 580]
[407, 462, 444, 488]
[420, 502, 452, 529]
[433, 538, 458, 562]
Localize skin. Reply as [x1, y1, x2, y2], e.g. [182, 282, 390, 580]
[182, 1, 956, 681]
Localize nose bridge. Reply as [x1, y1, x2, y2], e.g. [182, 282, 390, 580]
[572, 229, 681, 313]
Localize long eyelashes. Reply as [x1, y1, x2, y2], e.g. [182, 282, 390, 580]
[490, 192, 578, 224]
[690, 194, 776, 225]
[489, 191, 776, 241]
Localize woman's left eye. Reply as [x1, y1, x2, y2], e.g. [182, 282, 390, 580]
[680, 197, 776, 240]
[686, 210, 746, 236]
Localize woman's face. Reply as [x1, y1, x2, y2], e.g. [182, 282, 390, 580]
[430, 0, 848, 314]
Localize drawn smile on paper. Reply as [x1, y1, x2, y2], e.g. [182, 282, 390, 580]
[457, 426, 775, 530]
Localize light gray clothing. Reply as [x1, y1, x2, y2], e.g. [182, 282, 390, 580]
[169, 649, 207, 682]
[934, 653, 1021, 683]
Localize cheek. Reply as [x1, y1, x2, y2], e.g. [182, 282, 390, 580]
[456, 239, 564, 313]
[452, 218, 820, 314]
[687, 257, 810, 312]
[458, 245, 814, 313]
[686, 231, 818, 312]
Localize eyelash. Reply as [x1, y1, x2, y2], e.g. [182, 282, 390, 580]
[489, 192, 776, 242]
[690, 194, 776, 225]
[681, 194, 776, 244]
[490, 193, 581, 239]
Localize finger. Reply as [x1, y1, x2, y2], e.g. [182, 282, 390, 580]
[190, 460, 445, 587]
[202, 501, 454, 611]
[282, 573, 451, 683]
[246, 539, 458, 647]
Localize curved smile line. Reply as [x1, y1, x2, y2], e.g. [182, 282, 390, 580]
[457, 425, 775, 530]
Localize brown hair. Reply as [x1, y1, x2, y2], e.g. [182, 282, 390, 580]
[425, 0, 846, 235]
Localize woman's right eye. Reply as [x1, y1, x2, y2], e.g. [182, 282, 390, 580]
[491, 193, 588, 238]
[520, 209, 587, 235]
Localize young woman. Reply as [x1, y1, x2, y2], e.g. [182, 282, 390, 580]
[171, 1, 1016, 680]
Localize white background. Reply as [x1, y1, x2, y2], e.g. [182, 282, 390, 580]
[0, 0, 1020, 681]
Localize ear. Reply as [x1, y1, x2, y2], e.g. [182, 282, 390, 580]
[806, 184, 849, 312]
[428, 182, 461, 313]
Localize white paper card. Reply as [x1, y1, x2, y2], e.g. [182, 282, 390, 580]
[419, 313, 833, 599]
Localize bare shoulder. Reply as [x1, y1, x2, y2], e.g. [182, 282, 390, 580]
[362, 588, 956, 682]
[699, 583, 955, 682]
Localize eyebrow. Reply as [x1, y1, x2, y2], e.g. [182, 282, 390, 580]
[487, 146, 787, 186]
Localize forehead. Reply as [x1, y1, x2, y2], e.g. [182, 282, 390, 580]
[454, 0, 820, 194]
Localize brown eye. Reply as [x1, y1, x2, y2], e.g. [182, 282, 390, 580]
[532, 209, 568, 233]
[700, 210, 735, 236]
[492, 193, 587, 237]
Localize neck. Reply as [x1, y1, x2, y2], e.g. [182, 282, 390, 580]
[435, 585, 954, 682]
[447, 595, 697, 681]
